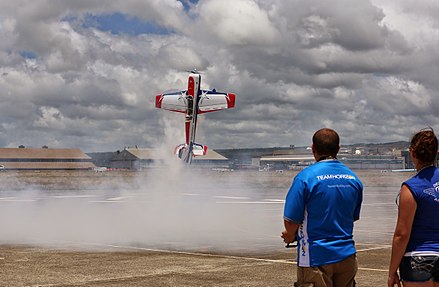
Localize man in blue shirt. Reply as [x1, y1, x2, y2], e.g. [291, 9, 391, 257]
[282, 128, 363, 287]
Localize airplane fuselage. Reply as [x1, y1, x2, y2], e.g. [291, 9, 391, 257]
[183, 74, 201, 163]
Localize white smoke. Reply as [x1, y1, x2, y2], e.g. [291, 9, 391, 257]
[0, 117, 285, 254]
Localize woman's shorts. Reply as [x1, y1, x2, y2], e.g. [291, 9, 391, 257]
[400, 255, 439, 282]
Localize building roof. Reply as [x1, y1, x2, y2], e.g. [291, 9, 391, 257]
[0, 162, 95, 170]
[0, 148, 91, 159]
[260, 155, 315, 161]
[124, 148, 164, 160]
[196, 149, 227, 160]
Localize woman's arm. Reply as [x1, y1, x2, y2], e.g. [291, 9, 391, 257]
[387, 185, 417, 287]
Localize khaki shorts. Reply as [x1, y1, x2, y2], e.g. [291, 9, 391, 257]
[295, 254, 357, 287]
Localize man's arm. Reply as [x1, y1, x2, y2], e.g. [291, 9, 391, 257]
[354, 184, 363, 221]
[282, 176, 305, 245]
[281, 219, 300, 244]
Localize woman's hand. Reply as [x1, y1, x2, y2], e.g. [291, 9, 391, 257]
[387, 272, 401, 287]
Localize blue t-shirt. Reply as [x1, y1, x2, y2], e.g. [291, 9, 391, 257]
[403, 166, 439, 254]
[283, 159, 363, 267]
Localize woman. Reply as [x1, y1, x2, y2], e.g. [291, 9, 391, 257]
[388, 128, 439, 287]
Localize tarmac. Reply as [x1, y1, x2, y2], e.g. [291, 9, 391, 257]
[0, 169, 408, 286]
[1, 242, 389, 286]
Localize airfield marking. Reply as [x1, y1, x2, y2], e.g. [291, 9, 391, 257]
[0, 197, 36, 202]
[70, 242, 297, 264]
[50, 195, 97, 199]
[265, 199, 285, 202]
[354, 229, 394, 235]
[215, 201, 284, 204]
[54, 241, 388, 272]
[362, 203, 395, 206]
[106, 196, 131, 201]
[356, 245, 391, 252]
[87, 201, 128, 203]
[358, 267, 388, 272]
[213, 195, 250, 200]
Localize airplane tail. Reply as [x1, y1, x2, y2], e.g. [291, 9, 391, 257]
[174, 143, 208, 163]
[192, 143, 208, 156]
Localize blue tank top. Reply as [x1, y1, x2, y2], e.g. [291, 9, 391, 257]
[403, 166, 439, 253]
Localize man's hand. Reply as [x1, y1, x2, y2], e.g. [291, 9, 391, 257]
[281, 230, 295, 244]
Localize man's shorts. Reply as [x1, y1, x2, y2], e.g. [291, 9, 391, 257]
[400, 255, 439, 282]
[295, 254, 357, 287]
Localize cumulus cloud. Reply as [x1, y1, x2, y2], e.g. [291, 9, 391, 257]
[196, 0, 281, 46]
[0, 0, 438, 152]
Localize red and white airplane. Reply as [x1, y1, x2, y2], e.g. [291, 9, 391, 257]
[155, 71, 236, 164]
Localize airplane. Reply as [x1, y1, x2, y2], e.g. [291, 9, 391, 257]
[155, 71, 236, 164]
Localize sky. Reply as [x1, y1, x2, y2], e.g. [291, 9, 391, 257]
[1, 0, 439, 152]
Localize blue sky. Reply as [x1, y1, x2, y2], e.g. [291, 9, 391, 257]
[80, 0, 200, 36]
[19, 50, 38, 59]
[180, 0, 199, 11]
[82, 13, 172, 36]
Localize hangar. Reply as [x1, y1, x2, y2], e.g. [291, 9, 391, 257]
[257, 154, 405, 171]
[0, 148, 96, 170]
[110, 148, 230, 170]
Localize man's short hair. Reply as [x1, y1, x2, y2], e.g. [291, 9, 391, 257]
[312, 128, 340, 157]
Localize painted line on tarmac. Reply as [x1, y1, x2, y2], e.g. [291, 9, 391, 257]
[359, 267, 388, 272]
[213, 195, 251, 200]
[64, 241, 388, 272]
[106, 196, 131, 201]
[357, 245, 391, 252]
[355, 229, 394, 235]
[50, 195, 97, 199]
[362, 203, 395, 206]
[0, 197, 36, 202]
[88, 200, 128, 203]
[215, 202, 283, 204]
[106, 243, 389, 272]
[66, 241, 296, 265]
[265, 199, 285, 202]
[35, 239, 389, 273]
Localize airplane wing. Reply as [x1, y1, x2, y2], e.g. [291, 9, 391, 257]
[198, 90, 236, 114]
[155, 91, 188, 113]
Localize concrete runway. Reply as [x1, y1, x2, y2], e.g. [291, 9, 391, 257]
[1, 244, 389, 286]
[0, 170, 411, 286]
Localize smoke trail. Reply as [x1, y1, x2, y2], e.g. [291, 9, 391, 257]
[0, 116, 285, 254]
[0, 171, 284, 252]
